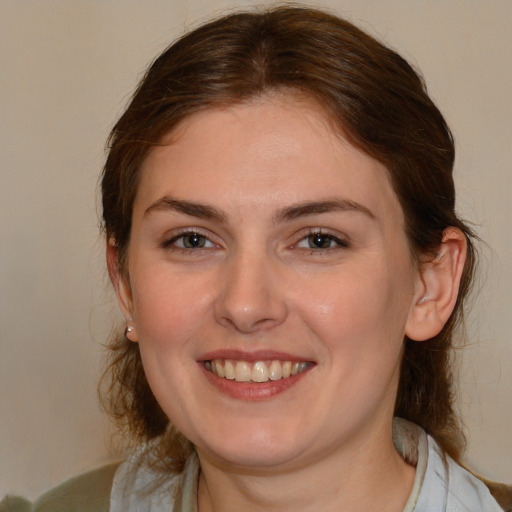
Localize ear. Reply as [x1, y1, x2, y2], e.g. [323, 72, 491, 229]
[107, 238, 139, 342]
[405, 227, 467, 341]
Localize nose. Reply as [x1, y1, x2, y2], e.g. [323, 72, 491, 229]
[214, 249, 288, 334]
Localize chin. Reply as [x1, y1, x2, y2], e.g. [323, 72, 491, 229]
[203, 445, 304, 471]
[194, 423, 310, 471]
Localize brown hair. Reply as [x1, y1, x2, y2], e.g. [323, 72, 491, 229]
[101, 5, 476, 469]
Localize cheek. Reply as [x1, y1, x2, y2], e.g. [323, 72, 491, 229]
[127, 271, 211, 419]
[294, 263, 413, 355]
[130, 266, 214, 351]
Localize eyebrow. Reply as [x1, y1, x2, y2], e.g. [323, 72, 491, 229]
[274, 199, 375, 222]
[144, 197, 228, 222]
[144, 197, 374, 223]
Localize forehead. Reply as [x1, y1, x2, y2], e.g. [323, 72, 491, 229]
[135, 94, 403, 227]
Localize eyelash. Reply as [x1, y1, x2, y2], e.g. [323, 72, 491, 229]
[161, 229, 349, 254]
[161, 229, 217, 251]
[295, 229, 350, 253]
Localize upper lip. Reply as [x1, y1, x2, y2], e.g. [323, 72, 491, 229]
[199, 349, 314, 363]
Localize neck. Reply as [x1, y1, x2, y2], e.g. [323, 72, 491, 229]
[197, 425, 415, 512]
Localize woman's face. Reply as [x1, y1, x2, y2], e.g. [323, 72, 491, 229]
[120, 95, 423, 472]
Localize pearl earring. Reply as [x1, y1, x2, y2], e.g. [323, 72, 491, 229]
[124, 322, 137, 340]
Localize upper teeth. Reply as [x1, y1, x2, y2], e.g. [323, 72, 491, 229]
[206, 359, 309, 383]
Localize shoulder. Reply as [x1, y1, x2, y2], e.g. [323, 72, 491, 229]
[0, 496, 32, 512]
[109, 450, 198, 512]
[471, 474, 512, 512]
[424, 435, 510, 512]
[393, 419, 511, 512]
[31, 462, 120, 512]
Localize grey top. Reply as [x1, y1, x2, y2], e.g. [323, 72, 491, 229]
[2, 419, 507, 511]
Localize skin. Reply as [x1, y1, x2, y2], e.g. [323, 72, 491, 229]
[111, 94, 466, 512]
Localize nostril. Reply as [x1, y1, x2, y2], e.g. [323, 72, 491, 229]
[217, 314, 279, 334]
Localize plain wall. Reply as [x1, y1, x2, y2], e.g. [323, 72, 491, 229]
[1, 0, 510, 500]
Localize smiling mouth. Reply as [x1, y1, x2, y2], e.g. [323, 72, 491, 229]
[204, 359, 312, 383]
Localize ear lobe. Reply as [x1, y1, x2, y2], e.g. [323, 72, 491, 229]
[405, 227, 467, 342]
[107, 239, 138, 342]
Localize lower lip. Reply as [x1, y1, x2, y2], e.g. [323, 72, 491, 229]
[199, 363, 313, 400]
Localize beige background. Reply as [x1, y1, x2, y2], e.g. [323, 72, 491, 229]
[1, 0, 510, 501]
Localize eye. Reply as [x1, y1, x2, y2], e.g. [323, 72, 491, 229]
[296, 231, 348, 250]
[164, 231, 216, 249]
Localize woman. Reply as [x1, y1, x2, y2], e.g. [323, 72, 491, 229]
[6, 5, 510, 512]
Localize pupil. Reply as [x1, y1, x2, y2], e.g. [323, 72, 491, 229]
[184, 233, 204, 248]
[309, 234, 330, 249]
